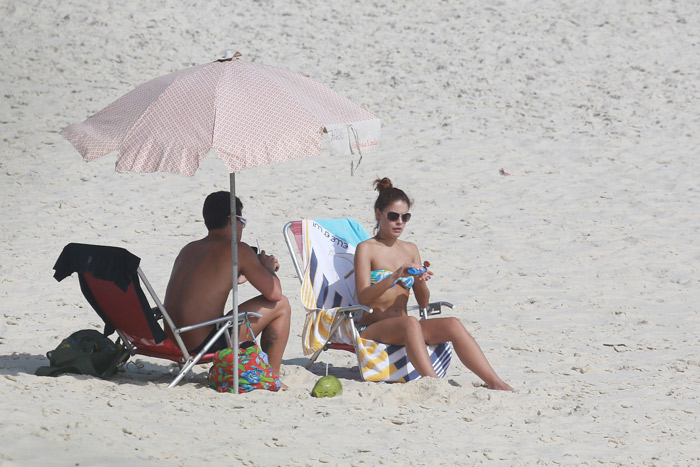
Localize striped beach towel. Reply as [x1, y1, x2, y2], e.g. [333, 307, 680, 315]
[299, 219, 452, 382]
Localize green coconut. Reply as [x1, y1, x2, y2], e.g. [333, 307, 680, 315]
[311, 375, 342, 398]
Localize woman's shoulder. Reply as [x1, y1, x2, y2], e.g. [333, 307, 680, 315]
[356, 237, 386, 256]
[358, 237, 379, 248]
[397, 238, 419, 250]
[396, 239, 421, 259]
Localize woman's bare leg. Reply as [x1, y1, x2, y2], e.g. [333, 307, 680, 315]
[361, 316, 438, 377]
[421, 317, 513, 391]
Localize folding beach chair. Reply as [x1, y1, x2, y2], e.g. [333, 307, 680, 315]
[283, 219, 453, 382]
[53, 243, 259, 388]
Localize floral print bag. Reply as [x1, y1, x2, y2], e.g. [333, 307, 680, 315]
[207, 323, 281, 393]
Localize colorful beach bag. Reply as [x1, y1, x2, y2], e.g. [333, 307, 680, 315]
[207, 326, 281, 394]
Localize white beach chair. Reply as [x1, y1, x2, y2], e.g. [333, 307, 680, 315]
[283, 218, 453, 382]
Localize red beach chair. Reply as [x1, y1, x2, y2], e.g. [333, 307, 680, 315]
[53, 243, 256, 388]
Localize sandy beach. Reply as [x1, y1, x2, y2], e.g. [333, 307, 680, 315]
[1, 1, 699, 465]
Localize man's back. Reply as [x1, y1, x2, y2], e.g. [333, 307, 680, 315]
[164, 235, 233, 349]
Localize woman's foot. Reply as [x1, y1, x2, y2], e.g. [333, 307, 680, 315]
[488, 380, 515, 391]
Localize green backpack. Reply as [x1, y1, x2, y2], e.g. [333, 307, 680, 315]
[35, 329, 130, 379]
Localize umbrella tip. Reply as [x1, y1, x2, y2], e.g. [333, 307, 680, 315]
[217, 50, 242, 62]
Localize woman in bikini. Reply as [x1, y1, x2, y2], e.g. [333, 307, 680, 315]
[354, 177, 513, 391]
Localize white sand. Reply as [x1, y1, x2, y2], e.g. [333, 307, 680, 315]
[1, 1, 699, 465]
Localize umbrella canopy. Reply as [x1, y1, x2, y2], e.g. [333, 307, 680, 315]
[62, 51, 380, 174]
[61, 51, 381, 392]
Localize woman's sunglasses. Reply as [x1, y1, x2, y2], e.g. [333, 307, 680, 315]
[386, 211, 411, 222]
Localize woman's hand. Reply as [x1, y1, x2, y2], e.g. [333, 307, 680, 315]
[398, 263, 434, 282]
[415, 268, 434, 282]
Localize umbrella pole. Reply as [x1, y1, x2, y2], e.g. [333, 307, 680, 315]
[229, 172, 239, 394]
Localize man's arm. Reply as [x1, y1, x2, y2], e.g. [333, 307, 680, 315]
[238, 242, 283, 302]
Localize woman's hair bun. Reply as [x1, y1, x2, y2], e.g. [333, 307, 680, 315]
[373, 177, 393, 192]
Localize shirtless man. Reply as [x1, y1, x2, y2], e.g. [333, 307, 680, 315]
[163, 191, 291, 377]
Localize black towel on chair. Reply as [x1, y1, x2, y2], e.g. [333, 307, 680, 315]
[53, 243, 141, 291]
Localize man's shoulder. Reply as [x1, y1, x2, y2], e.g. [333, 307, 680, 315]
[236, 241, 256, 265]
[175, 239, 200, 260]
[179, 237, 212, 254]
[178, 236, 231, 260]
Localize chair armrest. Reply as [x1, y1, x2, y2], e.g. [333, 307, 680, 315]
[174, 311, 263, 335]
[408, 301, 454, 320]
[307, 305, 372, 324]
[334, 305, 372, 324]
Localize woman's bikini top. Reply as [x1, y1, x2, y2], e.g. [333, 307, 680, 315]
[370, 269, 414, 289]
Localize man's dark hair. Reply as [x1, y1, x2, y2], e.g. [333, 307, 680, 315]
[202, 191, 242, 231]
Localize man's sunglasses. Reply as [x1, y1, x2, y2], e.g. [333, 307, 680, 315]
[386, 211, 411, 222]
[236, 215, 247, 228]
